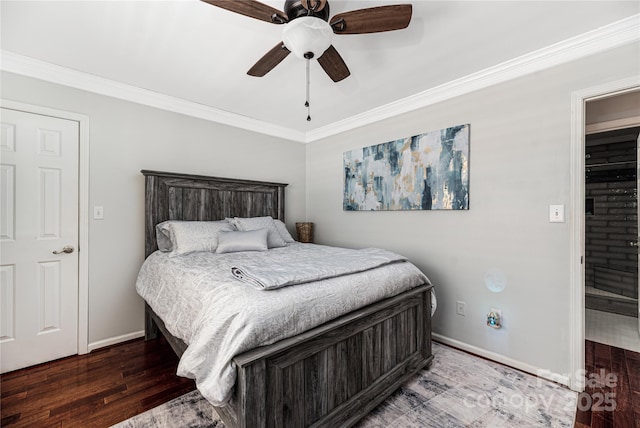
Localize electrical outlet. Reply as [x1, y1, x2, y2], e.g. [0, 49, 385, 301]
[456, 301, 466, 316]
[487, 308, 503, 329]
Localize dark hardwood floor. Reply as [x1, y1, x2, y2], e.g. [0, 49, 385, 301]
[1, 337, 638, 427]
[574, 340, 640, 428]
[0, 336, 195, 427]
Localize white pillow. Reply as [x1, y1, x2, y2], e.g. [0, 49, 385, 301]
[233, 216, 286, 248]
[156, 220, 234, 255]
[273, 219, 295, 243]
[216, 229, 269, 254]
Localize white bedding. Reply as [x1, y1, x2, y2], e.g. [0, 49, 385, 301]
[136, 243, 432, 407]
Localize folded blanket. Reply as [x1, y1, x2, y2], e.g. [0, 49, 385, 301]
[231, 247, 408, 290]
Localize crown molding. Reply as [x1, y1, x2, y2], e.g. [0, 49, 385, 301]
[306, 13, 640, 142]
[1, 14, 638, 144]
[0, 51, 307, 143]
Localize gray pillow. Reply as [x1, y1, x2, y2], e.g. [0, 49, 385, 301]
[156, 220, 235, 255]
[273, 219, 295, 243]
[233, 216, 286, 248]
[216, 229, 269, 254]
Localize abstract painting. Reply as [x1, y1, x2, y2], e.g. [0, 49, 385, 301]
[343, 124, 469, 211]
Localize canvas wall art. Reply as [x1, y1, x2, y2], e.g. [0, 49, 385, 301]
[343, 124, 469, 211]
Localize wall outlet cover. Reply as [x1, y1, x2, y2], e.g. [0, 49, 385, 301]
[487, 308, 502, 329]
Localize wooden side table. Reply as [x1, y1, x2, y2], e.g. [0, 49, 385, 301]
[295, 222, 314, 243]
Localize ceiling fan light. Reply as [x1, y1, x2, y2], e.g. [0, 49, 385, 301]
[282, 16, 333, 59]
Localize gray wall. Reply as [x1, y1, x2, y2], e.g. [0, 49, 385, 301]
[305, 43, 640, 376]
[1, 71, 306, 346]
[2, 41, 638, 375]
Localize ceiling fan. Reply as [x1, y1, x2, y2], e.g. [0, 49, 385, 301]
[201, 0, 413, 83]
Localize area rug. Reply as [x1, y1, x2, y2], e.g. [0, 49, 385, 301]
[112, 342, 577, 427]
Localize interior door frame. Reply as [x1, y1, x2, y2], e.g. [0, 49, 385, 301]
[1, 99, 90, 355]
[570, 77, 639, 391]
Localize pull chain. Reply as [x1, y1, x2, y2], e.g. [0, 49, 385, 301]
[305, 58, 311, 121]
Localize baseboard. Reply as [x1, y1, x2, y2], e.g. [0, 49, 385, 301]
[87, 330, 145, 353]
[432, 333, 571, 388]
[87, 332, 571, 387]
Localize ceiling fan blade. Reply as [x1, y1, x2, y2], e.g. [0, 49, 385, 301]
[317, 46, 350, 82]
[247, 43, 291, 77]
[330, 4, 412, 34]
[201, 0, 288, 24]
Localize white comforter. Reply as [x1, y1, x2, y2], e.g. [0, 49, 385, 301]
[136, 243, 431, 407]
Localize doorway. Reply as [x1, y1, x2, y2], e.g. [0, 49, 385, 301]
[583, 124, 640, 352]
[0, 100, 90, 371]
[1, 107, 80, 373]
[569, 80, 640, 392]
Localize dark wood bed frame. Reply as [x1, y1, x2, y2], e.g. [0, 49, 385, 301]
[141, 170, 434, 428]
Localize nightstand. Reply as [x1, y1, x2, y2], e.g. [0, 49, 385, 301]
[295, 222, 314, 243]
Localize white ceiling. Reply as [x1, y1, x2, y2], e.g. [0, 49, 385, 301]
[1, 1, 638, 140]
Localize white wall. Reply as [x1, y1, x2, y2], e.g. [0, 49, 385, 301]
[1, 71, 306, 347]
[305, 43, 640, 377]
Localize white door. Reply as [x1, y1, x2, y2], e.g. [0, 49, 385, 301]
[0, 108, 79, 373]
[638, 131, 640, 337]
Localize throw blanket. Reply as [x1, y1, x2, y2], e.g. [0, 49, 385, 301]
[231, 247, 407, 290]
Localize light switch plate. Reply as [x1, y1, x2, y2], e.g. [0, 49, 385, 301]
[549, 205, 565, 223]
[93, 206, 104, 220]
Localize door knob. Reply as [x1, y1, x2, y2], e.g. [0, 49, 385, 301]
[53, 245, 75, 254]
[629, 241, 639, 248]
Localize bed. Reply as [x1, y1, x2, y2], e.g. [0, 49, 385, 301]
[139, 170, 434, 428]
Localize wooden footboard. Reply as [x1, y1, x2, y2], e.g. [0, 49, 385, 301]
[148, 285, 433, 428]
[147, 284, 433, 428]
[229, 284, 432, 428]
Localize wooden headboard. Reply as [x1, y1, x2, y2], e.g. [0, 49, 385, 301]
[142, 170, 287, 257]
